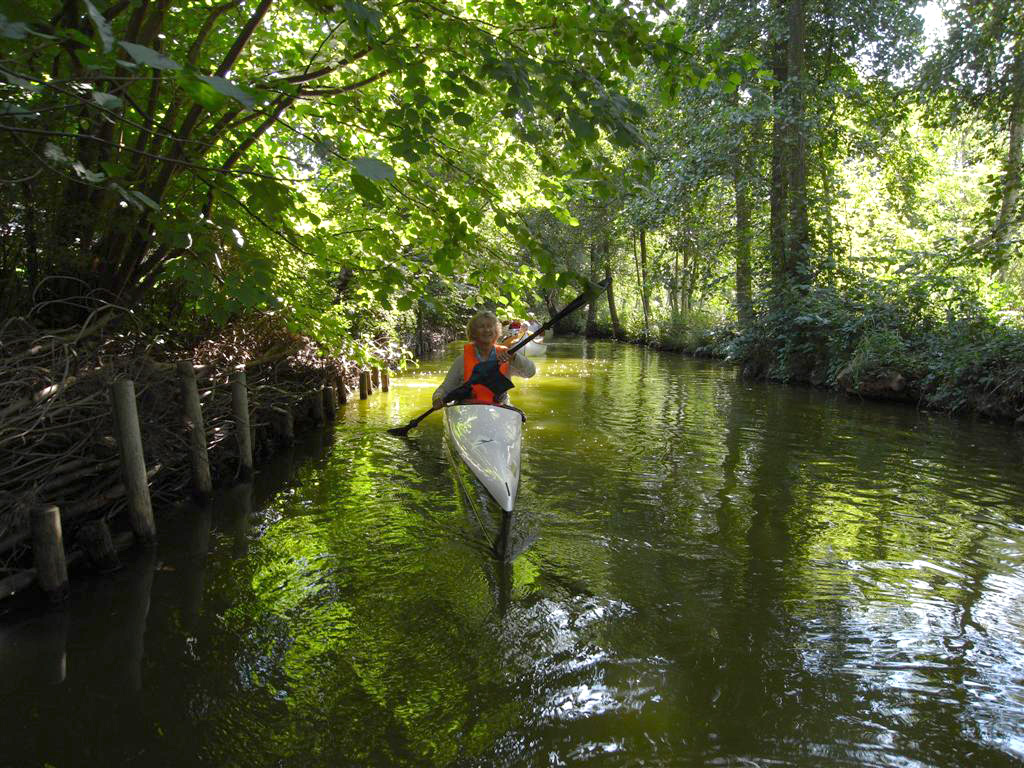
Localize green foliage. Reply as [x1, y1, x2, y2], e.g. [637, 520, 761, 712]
[0, 0, 706, 359]
[846, 327, 915, 384]
[660, 309, 734, 356]
[0, 0, 1020, 423]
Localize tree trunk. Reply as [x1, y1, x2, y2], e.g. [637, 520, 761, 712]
[637, 229, 651, 336]
[415, 299, 425, 356]
[734, 152, 753, 326]
[585, 241, 599, 336]
[784, 0, 810, 283]
[604, 248, 622, 339]
[544, 289, 560, 336]
[670, 251, 680, 323]
[682, 232, 695, 315]
[992, 44, 1024, 262]
[769, 0, 789, 290]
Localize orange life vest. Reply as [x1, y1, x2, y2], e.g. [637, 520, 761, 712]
[462, 343, 509, 404]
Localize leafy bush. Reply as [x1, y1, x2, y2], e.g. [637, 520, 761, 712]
[724, 267, 1024, 419]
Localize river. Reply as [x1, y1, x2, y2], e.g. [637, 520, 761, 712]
[2, 340, 1023, 767]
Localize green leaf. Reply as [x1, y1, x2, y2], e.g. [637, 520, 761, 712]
[461, 75, 487, 95]
[197, 75, 255, 110]
[392, 142, 420, 163]
[154, 220, 192, 249]
[351, 171, 384, 205]
[396, 295, 414, 311]
[76, 49, 113, 69]
[110, 183, 159, 211]
[452, 111, 474, 127]
[177, 72, 226, 110]
[242, 177, 292, 218]
[119, 41, 180, 71]
[83, 0, 114, 52]
[568, 112, 597, 142]
[91, 90, 122, 109]
[352, 156, 396, 181]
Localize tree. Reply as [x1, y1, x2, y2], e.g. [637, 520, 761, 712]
[0, 0, 694, 344]
[920, 0, 1024, 267]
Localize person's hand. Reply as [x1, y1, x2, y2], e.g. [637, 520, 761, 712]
[432, 398, 444, 409]
[496, 348, 516, 363]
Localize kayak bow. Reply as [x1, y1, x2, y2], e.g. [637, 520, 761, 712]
[443, 403, 524, 512]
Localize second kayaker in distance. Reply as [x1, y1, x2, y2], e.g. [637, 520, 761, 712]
[433, 310, 536, 408]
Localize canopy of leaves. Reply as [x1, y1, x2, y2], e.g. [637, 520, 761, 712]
[0, 0, 706, 356]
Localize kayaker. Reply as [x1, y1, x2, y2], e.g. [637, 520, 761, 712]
[499, 317, 524, 345]
[433, 310, 535, 407]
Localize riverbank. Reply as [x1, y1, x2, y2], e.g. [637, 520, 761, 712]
[0, 306, 396, 603]
[582, 301, 1024, 425]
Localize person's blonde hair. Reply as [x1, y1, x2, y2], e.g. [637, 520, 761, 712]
[467, 310, 501, 341]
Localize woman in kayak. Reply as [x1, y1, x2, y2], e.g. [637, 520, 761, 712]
[433, 310, 535, 408]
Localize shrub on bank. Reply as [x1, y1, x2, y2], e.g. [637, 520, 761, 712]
[732, 275, 1024, 420]
[590, 271, 1024, 422]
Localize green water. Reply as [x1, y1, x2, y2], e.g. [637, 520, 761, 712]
[2, 340, 1024, 767]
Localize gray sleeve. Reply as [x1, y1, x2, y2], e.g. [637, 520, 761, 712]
[433, 357, 465, 402]
[510, 351, 535, 378]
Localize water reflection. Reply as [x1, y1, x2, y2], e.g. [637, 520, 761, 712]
[1, 343, 1023, 767]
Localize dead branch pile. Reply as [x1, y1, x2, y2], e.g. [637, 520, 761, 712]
[0, 300, 387, 574]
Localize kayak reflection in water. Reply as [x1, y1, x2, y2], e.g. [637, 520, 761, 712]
[432, 310, 535, 408]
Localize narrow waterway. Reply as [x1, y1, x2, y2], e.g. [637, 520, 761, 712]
[2, 340, 1024, 767]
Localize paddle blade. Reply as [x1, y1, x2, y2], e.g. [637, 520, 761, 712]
[387, 405, 438, 435]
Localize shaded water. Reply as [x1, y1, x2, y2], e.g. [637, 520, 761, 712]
[2, 340, 1024, 767]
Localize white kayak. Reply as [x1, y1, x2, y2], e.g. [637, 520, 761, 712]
[523, 339, 546, 356]
[502, 327, 545, 356]
[443, 403, 524, 512]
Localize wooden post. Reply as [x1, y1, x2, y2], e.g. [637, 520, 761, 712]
[270, 407, 294, 444]
[231, 370, 253, 481]
[359, 371, 370, 400]
[32, 506, 69, 602]
[176, 360, 212, 496]
[323, 385, 337, 419]
[371, 368, 381, 390]
[111, 380, 156, 545]
[381, 370, 390, 392]
[309, 388, 325, 423]
[337, 374, 348, 405]
[79, 520, 120, 572]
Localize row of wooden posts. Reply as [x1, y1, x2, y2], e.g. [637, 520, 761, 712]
[23, 364, 390, 604]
